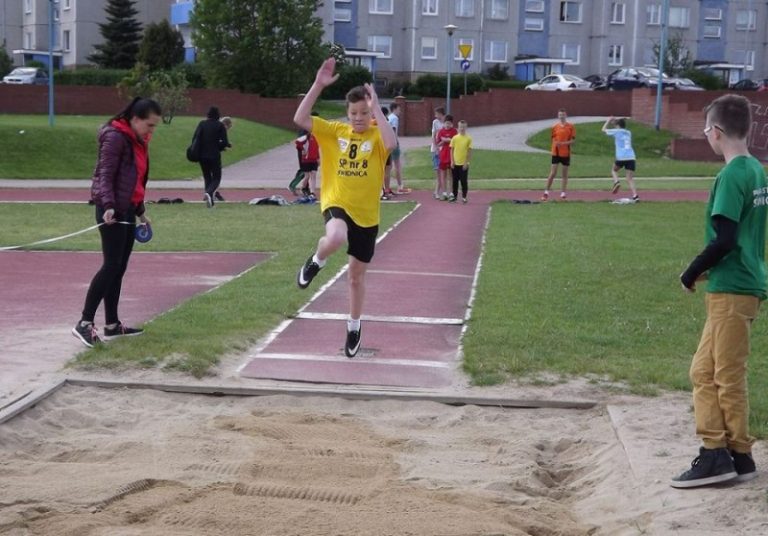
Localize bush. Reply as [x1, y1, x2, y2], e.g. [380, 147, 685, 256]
[485, 79, 529, 90]
[173, 62, 207, 88]
[413, 73, 486, 97]
[0, 46, 13, 78]
[682, 69, 726, 91]
[321, 64, 373, 100]
[56, 68, 130, 86]
[486, 64, 510, 81]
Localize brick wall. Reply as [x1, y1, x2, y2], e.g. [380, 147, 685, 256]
[0, 85, 299, 130]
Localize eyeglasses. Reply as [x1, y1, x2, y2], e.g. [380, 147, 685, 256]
[703, 124, 724, 136]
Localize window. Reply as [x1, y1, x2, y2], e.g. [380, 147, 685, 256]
[368, 35, 392, 58]
[525, 17, 544, 31]
[484, 40, 507, 62]
[703, 8, 721, 21]
[668, 7, 689, 28]
[369, 0, 393, 15]
[54, 8, 60, 21]
[559, 1, 581, 23]
[422, 0, 438, 16]
[525, 0, 544, 12]
[63, 0, 71, 10]
[610, 2, 625, 24]
[703, 25, 721, 39]
[562, 43, 580, 65]
[24, 32, 32, 49]
[421, 37, 438, 59]
[334, 8, 352, 21]
[24, 0, 31, 14]
[608, 44, 623, 66]
[454, 38, 474, 60]
[489, 0, 508, 20]
[736, 10, 756, 31]
[63, 30, 70, 51]
[455, 0, 474, 17]
[646, 3, 660, 25]
[734, 50, 755, 71]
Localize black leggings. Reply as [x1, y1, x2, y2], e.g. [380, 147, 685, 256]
[200, 157, 222, 197]
[452, 165, 468, 198]
[81, 206, 136, 325]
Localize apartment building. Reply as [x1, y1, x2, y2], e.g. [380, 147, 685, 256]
[332, 0, 768, 83]
[4, 0, 173, 68]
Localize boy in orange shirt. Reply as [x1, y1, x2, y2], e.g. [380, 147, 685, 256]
[541, 108, 576, 201]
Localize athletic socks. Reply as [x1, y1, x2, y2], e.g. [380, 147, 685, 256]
[347, 318, 361, 332]
[312, 254, 326, 268]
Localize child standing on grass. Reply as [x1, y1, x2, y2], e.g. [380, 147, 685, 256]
[601, 116, 639, 201]
[436, 115, 457, 200]
[294, 58, 397, 358]
[671, 94, 767, 489]
[449, 120, 472, 203]
[541, 108, 575, 202]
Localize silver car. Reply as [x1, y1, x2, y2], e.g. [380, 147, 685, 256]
[2, 67, 49, 84]
[525, 74, 592, 91]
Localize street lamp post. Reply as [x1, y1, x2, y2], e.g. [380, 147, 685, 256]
[444, 24, 457, 115]
[48, 0, 56, 126]
[654, 0, 669, 130]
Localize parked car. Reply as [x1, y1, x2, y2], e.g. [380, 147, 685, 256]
[730, 78, 768, 91]
[524, 74, 591, 91]
[584, 74, 608, 91]
[606, 67, 675, 90]
[672, 78, 704, 91]
[2, 67, 49, 85]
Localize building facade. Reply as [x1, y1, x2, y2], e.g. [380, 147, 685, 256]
[3, 0, 174, 68]
[330, 0, 768, 83]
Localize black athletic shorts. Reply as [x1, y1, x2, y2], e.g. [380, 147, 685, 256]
[614, 159, 636, 171]
[299, 162, 318, 172]
[551, 155, 571, 166]
[323, 207, 378, 263]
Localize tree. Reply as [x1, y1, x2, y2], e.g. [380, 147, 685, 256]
[652, 31, 692, 76]
[137, 20, 185, 71]
[0, 46, 13, 78]
[118, 63, 191, 124]
[191, 0, 326, 96]
[88, 0, 142, 69]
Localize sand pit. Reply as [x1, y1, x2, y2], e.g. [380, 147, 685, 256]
[1, 385, 767, 535]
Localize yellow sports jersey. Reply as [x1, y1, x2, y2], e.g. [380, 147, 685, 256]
[450, 134, 473, 165]
[312, 116, 388, 228]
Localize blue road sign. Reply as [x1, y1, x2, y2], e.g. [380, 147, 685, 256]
[460, 60, 471, 72]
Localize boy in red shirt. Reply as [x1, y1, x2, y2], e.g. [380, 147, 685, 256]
[295, 129, 320, 198]
[436, 114, 457, 200]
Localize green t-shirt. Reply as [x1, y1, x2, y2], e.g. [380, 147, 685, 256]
[705, 155, 768, 299]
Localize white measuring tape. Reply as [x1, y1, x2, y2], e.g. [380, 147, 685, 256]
[0, 221, 140, 251]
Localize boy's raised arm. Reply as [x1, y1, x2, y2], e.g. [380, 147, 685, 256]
[365, 83, 397, 151]
[294, 58, 339, 133]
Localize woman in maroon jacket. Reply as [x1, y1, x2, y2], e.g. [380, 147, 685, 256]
[72, 97, 162, 348]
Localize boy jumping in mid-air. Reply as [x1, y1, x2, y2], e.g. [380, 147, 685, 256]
[294, 58, 397, 358]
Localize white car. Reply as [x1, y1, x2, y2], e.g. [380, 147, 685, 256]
[525, 74, 592, 91]
[2, 67, 49, 84]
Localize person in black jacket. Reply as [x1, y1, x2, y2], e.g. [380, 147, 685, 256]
[72, 97, 162, 348]
[194, 106, 231, 207]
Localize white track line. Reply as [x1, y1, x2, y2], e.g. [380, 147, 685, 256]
[253, 352, 453, 369]
[295, 311, 463, 325]
[367, 269, 473, 279]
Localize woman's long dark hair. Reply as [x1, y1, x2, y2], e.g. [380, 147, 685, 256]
[111, 97, 162, 123]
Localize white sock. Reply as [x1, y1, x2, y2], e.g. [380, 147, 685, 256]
[312, 254, 326, 267]
[544, 190, 550, 195]
[347, 318, 361, 331]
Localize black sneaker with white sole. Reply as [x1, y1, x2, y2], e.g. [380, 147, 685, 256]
[103, 322, 144, 341]
[730, 450, 758, 482]
[297, 256, 322, 289]
[344, 323, 362, 358]
[670, 447, 738, 488]
[204, 192, 214, 208]
[72, 321, 102, 348]
[214, 191, 225, 202]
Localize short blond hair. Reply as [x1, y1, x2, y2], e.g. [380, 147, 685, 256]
[220, 116, 233, 128]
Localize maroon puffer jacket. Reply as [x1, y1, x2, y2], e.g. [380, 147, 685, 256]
[90, 124, 147, 216]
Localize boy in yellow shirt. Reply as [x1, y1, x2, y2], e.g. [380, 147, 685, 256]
[294, 58, 397, 357]
[449, 120, 473, 203]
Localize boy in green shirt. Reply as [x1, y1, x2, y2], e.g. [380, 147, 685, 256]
[672, 94, 767, 488]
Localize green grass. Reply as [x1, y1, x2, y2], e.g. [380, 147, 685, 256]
[0, 114, 295, 180]
[462, 201, 768, 437]
[0, 202, 413, 376]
